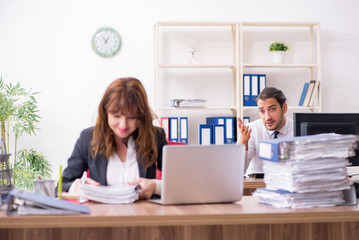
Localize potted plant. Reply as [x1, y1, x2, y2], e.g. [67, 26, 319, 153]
[269, 42, 289, 64]
[0, 76, 52, 190]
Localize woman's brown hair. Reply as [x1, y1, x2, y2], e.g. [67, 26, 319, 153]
[91, 77, 158, 168]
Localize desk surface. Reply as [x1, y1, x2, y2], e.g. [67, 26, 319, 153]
[1, 196, 359, 229]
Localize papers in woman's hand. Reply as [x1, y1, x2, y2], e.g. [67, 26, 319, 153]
[80, 184, 140, 204]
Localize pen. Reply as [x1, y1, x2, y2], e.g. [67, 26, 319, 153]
[58, 165, 62, 199]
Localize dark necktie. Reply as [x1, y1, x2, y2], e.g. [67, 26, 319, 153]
[273, 131, 280, 139]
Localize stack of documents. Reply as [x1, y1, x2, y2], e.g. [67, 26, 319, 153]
[253, 134, 358, 208]
[171, 99, 206, 108]
[80, 184, 140, 204]
[7, 189, 90, 216]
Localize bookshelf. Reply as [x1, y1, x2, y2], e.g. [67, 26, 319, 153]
[154, 21, 321, 143]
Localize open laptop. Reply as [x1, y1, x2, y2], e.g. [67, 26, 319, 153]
[149, 144, 245, 205]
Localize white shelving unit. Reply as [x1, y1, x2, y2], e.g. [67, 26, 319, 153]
[154, 21, 321, 143]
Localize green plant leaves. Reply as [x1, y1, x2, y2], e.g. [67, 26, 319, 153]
[269, 42, 289, 52]
[0, 77, 51, 190]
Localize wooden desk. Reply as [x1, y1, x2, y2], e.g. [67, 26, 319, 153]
[1, 196, 359, 240]
[243, 177, 266, 195]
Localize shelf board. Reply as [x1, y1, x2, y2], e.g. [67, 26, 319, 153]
[156, 21, 235, 27]
[241, 22, 319, 27]
[157, 64, 236, 69]
[242, 63, 319, 68]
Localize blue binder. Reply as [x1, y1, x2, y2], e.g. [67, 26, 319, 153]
[224, 117, 236, 143]
[206, 117, 225, 125]
[199, 124, 213, 145]
[258, 134, 347, 162]
[179, 117, 188, 144]
[243, 116, 250, 125]
[243, 74, 251, 106]
[250, 74, 259, 106]
[298, 82, 309, 106]
[213, 124, 226, 145]
[168, 117, 178, 142]
[258, 74, 266, 93]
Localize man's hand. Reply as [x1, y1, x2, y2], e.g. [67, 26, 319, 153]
[237, 118, 252, 150]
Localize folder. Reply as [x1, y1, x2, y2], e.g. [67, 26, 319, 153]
[303, 80, 315, 107]
[199, 124, 213, 145]
[206, 117, 225, 125]
[224, 117, 236, 143]
[298, 82, 309, 106]
[179, 117, 188, 144]
[308, 80, 320, 107]
[6, 189, 90, 216]
[243, 74, 251, 106]
[160, 117, 170, 141]
[258, 74, 266, 93]
[250, 74, 259, 106]
[258, 134, 357, 162]
[169, 117, 178, 142]
[243, 116, 250, 125]
[213, 124, 225, 145]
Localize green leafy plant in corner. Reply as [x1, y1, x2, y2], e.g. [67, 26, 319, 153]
[0, 76, 52, 190]
[269, 42, 289, 52]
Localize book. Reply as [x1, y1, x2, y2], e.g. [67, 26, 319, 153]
[302, 80, 315, 107]
[298, 82, 309, 106]
[308, 80, 320, 107]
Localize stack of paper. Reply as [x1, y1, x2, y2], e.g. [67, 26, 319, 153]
[253, 134, 358, 208]
[171, 99, 206, 108]
[80, 184, 140, 204]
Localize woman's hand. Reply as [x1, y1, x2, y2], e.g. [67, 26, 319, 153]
[237, 118, 252, 150]
[127, 178, 156, 199]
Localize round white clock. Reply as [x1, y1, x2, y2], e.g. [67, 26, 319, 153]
[91, 27, 121, 57]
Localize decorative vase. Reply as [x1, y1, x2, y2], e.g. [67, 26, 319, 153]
[272, 51, 286, 64]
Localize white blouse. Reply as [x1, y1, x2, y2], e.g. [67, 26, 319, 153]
[106, 136, 139, 188]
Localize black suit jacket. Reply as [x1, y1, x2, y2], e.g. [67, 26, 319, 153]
[61, 127, 168, 192]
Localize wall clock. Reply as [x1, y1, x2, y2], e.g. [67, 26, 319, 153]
[91, 27, 122, 57]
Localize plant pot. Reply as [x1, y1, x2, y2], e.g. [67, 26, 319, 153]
[272, 51, 286, 64]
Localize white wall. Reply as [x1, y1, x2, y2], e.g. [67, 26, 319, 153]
[1, 0, 359, 180]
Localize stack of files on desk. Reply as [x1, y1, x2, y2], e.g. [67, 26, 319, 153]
[80, 184, 140, 204]
[253, 134, 359, 208]
[6, 189, 90, 216]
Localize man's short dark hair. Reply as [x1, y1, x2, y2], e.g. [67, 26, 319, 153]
[257, 87, 287, 107]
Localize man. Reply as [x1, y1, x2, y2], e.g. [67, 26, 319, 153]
[238, 87, 293, 176]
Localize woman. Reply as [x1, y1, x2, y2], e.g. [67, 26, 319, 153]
[60, 77, 168, 199]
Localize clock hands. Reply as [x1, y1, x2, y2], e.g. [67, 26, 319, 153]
[101, 34, 110, 44]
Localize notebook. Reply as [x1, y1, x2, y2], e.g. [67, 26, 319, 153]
[149, 144, 245, 205]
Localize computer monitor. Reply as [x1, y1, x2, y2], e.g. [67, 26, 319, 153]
[293, 113, 359, 166]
